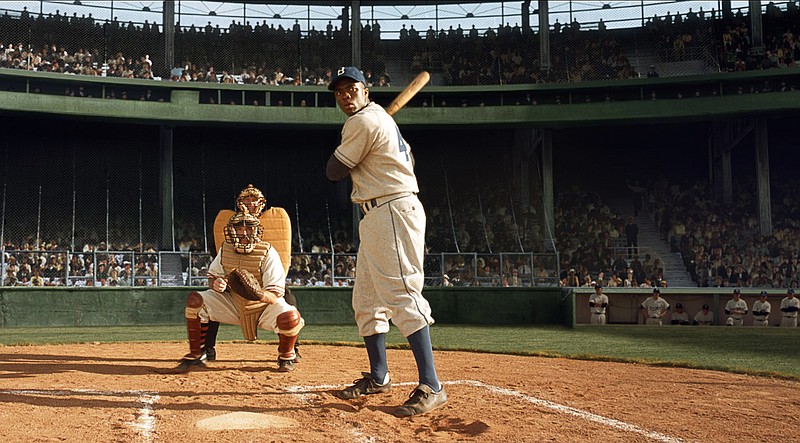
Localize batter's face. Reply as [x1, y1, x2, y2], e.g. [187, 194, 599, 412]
[333, 78, 369, 116]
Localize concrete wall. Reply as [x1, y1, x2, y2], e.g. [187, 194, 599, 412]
[0, 286, 568, 328]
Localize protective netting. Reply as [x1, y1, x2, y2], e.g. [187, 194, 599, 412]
[4, 1, 790, 86]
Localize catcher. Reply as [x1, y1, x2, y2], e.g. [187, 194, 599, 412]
[176, 211, 304, 372]
[203, 184, 302, 363]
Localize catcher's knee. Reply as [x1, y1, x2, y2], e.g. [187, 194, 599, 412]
[185, 291, 204, 319]
[277, 309, 304, 336]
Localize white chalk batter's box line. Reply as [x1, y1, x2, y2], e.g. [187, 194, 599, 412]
[286, 380, 693, 443]
[1, 382, 692, 443]
[0, 388, 159, 442]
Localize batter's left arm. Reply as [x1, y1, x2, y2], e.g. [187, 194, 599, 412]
[326, 154, 350, 181]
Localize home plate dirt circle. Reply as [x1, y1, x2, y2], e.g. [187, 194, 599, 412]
[196, 412, 298, 430]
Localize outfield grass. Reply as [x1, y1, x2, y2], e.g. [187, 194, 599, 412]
[1, 324, 797, 379]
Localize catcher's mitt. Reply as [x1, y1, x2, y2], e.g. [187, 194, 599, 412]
[226, 268, 263, 301]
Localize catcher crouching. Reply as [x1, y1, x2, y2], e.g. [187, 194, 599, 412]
[176, 212, 304, 372]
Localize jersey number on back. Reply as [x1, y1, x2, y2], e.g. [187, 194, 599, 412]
[395, 125, 409, 161]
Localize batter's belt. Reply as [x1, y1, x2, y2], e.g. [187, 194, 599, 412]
[231, 293, 268, 341]
[359, 192, 415, 215]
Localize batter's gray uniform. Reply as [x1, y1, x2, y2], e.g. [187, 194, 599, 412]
[779, 294, 799, 327]
[333, 102, 433, 338]
[752, 298, 771, 326]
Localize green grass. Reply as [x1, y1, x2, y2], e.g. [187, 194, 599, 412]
[1, 324, 798, 379]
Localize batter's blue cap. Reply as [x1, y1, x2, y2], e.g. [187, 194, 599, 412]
[789, 288, 796, 294]
[760, 291, 768, 296]
[328, 66, 367, 90]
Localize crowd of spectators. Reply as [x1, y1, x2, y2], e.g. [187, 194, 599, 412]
[647, 177, 800, 290]
[554, 188, 669, 289]
[1, 2, 799, 91]
[717, 2, 800, 72]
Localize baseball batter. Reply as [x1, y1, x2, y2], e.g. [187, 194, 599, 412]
[779, 288, 799, 327]
[640, 287, 669, 325]
[588, 283, 609, 325]
[325, 66, 446, 417]
[752, 291, 771, 326]
[176, 212, 304, 372]
[724, 288, 748, 326]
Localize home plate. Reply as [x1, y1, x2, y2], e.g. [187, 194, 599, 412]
[196, 412, 298, 430]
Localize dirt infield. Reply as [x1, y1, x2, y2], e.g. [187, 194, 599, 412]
[0, 343, 798, 442]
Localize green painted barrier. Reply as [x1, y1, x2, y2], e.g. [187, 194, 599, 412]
[0, 287, 567, 327]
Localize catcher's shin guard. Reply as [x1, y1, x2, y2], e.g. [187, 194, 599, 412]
[283, 288, 302, 361]
[183, 291, 207, 360]
[276, 310, 303, 361]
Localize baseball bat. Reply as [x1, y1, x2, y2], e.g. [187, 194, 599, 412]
[385, 71, 430, 116]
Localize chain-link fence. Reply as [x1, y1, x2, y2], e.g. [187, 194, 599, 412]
[2, 1, 797, 87]
[0, 116, 556, 287]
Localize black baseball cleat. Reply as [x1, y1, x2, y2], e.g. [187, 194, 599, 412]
[277, 358, 296, 372]
[339, 372, 391, 399]
[173, 358, 207, 373]
[394, 384, 448, 417]
[201, 347, 216, 362]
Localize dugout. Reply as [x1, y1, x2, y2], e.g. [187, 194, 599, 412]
[572, 287, 791, 326]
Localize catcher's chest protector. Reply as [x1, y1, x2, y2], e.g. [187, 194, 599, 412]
[214, 207, 292, 276]
[220, 242, 270, 341]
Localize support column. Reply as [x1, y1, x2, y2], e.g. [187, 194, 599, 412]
[513, 128, 534, 208]
[159, 125, 175, 251]
[748, 1, 763, 54]
[521, 0, 531, 35]
[162, 0, 175, 77]
[541, 129, 554, 251]
[538, 0, 550, 71]
[721, 150, 732, 205]
[350, 2, 360, 67]
[755, 118, 772, 235]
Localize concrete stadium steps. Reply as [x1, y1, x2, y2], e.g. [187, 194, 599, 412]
[606, 195, 695, 287]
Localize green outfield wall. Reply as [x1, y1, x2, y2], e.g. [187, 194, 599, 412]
[0, 287, 570, 328]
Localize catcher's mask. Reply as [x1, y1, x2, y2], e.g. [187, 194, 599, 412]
[224, 212, 263, 254]
[236, 184, 266, 215]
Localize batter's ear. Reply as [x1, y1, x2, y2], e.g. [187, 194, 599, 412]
[363, 86, 369, 97]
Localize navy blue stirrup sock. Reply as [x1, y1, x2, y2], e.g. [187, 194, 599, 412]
[363, 333, 388, 384]
[407, 325, 441, 392]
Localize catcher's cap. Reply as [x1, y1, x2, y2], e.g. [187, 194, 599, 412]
[329, 66, 366, 90]
[702, 304, 710, 309]
[760, 290, 768, 296]
[733, 288, 741, 294]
